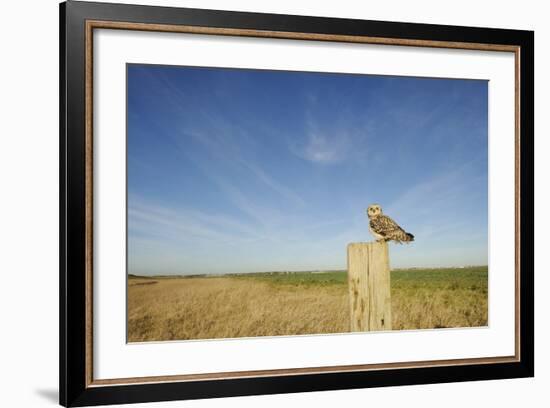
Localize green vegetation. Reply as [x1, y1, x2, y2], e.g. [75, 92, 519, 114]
[391, 266, 488, 292]
[231, 266, 487, 292]
[128, 266, 488, 341]
[231, 270, 347, 286]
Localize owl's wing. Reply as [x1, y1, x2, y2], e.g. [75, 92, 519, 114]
[370, 215, 405, 235]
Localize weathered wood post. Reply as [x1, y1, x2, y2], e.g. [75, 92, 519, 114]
[347, 241, 392, 331]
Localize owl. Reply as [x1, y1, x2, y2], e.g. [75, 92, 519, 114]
[366, 204, 414, 244]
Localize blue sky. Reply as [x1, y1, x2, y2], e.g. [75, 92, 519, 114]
[127, 64, 488, 275]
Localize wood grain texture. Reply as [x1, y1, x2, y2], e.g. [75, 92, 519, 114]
[85, 19, 94, 388]
[86, 20, 519, 52]
[347, 242, 392, 331]
[89, 355, 517, 387]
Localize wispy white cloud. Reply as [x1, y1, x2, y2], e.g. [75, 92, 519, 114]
[239, 160, 306, 207]
[378, 160, 488, 266]
[175, 125, 308, 212]
[128, 195, 267, 247]
[290, 105, 369, 165]
[293, 131, 349, 164]
[137, 69, 307, 210]
[211, 179, 287, 229]
[128, 194, 354, 274]
[385, 160, 486, 219]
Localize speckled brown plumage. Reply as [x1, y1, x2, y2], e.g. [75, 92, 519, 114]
[367, 204, 414, 244]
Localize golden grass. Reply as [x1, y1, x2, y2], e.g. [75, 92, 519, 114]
[127, 270, 487, 342]
[391, 287, 487, 330]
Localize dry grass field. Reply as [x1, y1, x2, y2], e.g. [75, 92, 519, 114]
[127, 266, 488, 342]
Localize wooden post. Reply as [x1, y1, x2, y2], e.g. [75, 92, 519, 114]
[347, 241, 392, 332]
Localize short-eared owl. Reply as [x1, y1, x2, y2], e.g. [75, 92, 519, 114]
[367, 204, 414, 244]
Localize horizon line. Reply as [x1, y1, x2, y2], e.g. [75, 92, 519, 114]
[129, 264, 489, 278]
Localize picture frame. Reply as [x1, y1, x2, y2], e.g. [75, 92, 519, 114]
[59, 1, 534, 406]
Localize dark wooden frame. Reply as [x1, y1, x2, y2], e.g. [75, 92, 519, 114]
[60, 1, 534, 406]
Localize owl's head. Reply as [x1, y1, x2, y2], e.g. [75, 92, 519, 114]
[366, 204, 383, 218]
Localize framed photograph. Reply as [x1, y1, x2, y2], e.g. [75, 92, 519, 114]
[60, 1, 534, 406]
